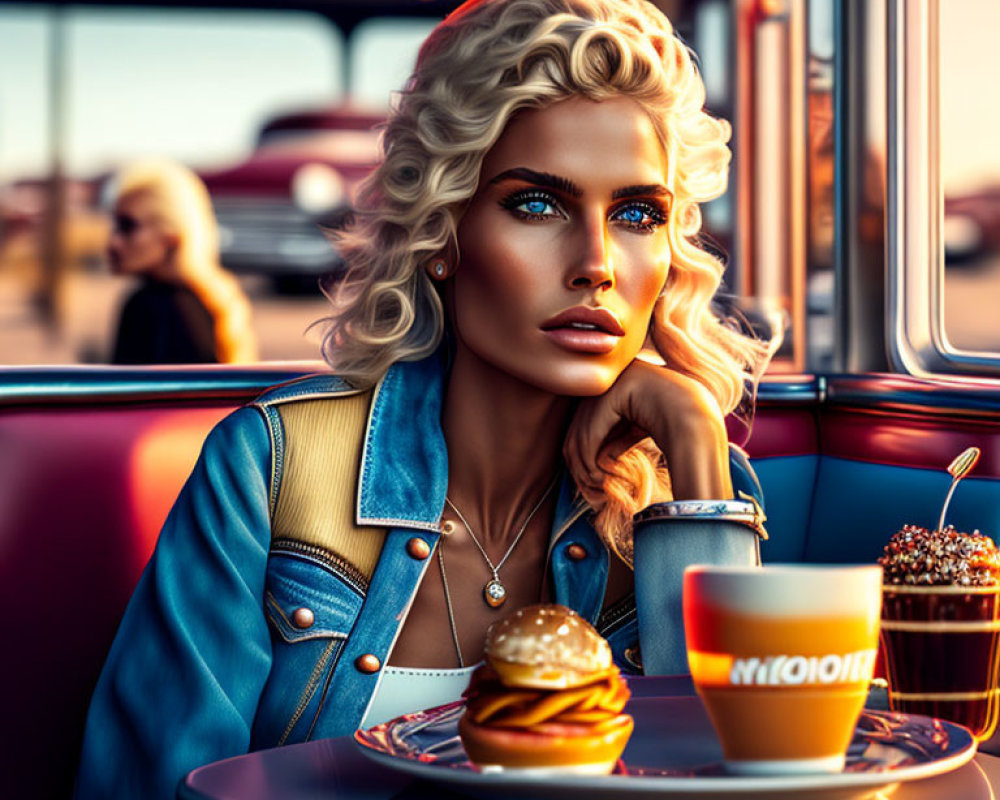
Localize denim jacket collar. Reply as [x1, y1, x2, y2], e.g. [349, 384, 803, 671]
[355, 354, 589, 535]
[356, 355, 449, 530]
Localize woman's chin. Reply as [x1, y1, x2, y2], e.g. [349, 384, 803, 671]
[526, 365, 624, 398]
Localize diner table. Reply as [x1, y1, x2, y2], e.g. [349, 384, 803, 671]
[180, 676, 1000, 800]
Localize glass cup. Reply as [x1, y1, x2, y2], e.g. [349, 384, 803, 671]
[683, 564, 882, 775]
[881, 583, 1000, 740]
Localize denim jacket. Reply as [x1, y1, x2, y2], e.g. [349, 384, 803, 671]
[75, 354, 764, 800]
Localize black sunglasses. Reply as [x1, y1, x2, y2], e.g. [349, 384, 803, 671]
[113, 213, 142, 237]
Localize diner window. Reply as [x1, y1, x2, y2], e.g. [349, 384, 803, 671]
[939, 0, 1000, 354]
[0, 6, 434, 366]
[888, 0, 1000, 376]
[0, 1, 818, 371]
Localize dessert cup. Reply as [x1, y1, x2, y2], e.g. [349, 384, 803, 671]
[881, 583, 1000, 740]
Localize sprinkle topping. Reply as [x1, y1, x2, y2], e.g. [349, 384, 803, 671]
[879, 523, 1000, 586]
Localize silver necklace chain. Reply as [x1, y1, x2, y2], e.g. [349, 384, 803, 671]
[437, 474, 559, 666]
[443, 475, 559, 608]
[437, 539, 465, 667]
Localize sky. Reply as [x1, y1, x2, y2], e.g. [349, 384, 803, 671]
[0, 5, 434, 181]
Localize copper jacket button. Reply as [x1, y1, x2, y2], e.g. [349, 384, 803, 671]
[355, 654, 381, 674]
[406, 537, 431, 560]
[566, 544, 587, 561]
[291, 607, 314, 629]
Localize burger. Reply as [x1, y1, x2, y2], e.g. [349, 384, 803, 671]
[458, 603, 633, 773]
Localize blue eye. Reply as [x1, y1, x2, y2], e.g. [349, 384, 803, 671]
[523, 199, 553, 215]
[611, 201, 667, 232]
[500, 189, 563, 220]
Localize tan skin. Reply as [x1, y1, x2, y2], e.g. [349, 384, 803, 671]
[389, 96, 732, 668]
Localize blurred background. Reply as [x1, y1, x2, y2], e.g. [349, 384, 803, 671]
[1, 0, 998, 369]
[0, 0, 448, 364]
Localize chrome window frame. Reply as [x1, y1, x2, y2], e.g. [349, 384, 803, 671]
[886, 0, 1000, 376]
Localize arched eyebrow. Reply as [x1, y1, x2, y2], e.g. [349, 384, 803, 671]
[612, 184, 672, 200]
[488, 168, 670, 203]
[488, 167, 582, 197]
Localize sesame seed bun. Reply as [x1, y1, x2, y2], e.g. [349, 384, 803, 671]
[485, 603, 612, 689]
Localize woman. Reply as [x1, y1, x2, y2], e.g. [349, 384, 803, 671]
[108, 159, 258, 364]
[76, 1, 768, 797]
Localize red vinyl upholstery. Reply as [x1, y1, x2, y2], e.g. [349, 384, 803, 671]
[0, 402, 235, 799]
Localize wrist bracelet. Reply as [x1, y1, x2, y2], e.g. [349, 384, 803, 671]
[633, 491, 768, 540]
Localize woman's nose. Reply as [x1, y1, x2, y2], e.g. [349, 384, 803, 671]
[567, 213, 614, 290]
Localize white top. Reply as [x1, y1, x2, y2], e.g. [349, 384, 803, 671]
[360, 664, 479, 729]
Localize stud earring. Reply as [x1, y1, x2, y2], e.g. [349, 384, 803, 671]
[431, 260, 447, 278]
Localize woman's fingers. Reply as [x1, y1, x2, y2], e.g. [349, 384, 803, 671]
[569, 400, 614, 481]
[566, 391, 647, 492]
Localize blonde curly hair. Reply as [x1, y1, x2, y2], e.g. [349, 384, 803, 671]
[321, 0, 767, 563]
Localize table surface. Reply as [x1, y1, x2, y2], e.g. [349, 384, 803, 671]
[180, 677, 1000, 800]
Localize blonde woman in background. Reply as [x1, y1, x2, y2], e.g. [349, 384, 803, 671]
[108, 159, 257, 363]
[77, 2, 770, 798]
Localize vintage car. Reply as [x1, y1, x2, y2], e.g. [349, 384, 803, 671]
[199, 106, 383, 291]
[3, 0, 1000, 798]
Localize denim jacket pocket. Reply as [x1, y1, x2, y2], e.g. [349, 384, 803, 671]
[251, 546, 365, 749]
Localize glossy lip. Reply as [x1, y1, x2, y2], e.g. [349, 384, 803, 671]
[541, 306, 625, 336]
[540, 306, 625, 355]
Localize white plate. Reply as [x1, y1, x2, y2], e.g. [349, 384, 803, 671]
[354, 696, 977, 800]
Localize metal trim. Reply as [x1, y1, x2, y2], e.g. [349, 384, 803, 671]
[0, 362, 324, 406]
[824, 373, 1000, 418]
[0, 365, 819, 409]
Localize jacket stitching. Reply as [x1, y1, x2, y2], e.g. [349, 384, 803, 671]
[248, 404, 279, 520]
[357, 370, 389, 523]
[597, 592, 636, 635]
[271, 539, 370, 596]
[277, 638, 337, 746]
[304, 649, 341, 742]
[255, 379, 361, 407]
[251, 403, 284, 518]
[355, 516, 444, 529]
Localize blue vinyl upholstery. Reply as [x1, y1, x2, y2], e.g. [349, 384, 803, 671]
[749, 455, 819, 564]
[803, 457, 1000, 564]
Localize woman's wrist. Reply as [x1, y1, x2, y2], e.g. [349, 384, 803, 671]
[658, 414, 733, 500]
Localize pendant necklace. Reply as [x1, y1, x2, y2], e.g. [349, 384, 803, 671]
[443, 475, 559, 608]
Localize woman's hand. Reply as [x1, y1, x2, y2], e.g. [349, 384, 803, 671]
[563, 359, 733, 502]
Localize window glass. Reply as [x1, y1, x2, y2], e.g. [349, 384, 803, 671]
[350, 18, 438, 109]
[0, 6, 356, 365]
[940, 0, 1000, 353]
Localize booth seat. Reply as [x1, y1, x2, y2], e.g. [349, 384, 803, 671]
[4, 367, 1000, 799]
